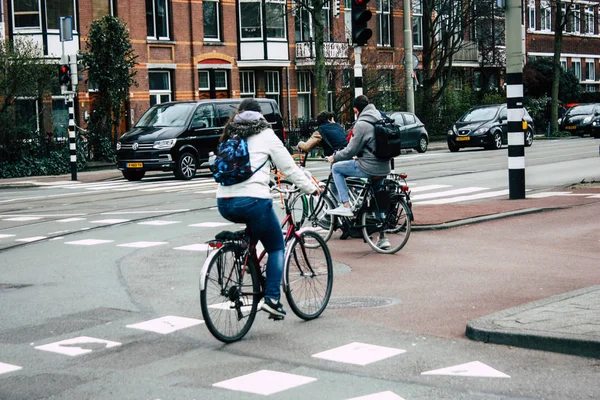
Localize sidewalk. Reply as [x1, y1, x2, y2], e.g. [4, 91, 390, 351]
[2, 165, 600, 358]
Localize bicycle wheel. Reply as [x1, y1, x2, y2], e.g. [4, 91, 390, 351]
[288, 192, 336, 246]
[360, 198, 411, 254]
[200, 244, 261, 343]
[284, 230, 333, 320]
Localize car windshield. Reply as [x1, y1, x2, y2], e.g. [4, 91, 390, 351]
[136, 103, 196, 127]
[567, 105, 596, 116]
[460, 106, 499, 122]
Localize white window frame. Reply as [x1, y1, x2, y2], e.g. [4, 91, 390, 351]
[572, 59, 582, 82]
[265, 70, 280, 105]
[528, 0, 536, 31]
[203, 0, 220, 41]
[265, 0, 287, 40]
[45, 0, 77, 31]
[570, 5, 580, 33]
[585, 7, 595, 35]
[540, 0, 551, 32]
[239, 0, 263, 40]
[412, 0, 422, 47]
[586, 84, 596, 92]
[585, 60, 595, 82]
[560, 58, 567, 70]
[214, 70, 228, 90]
[147, 0, 171, 40]
[198, 71, 210, 91]
[376, 0, 391, 47]
[240, 70, 256, 96]
[297, 71, 312, 122]
[12, 0, 42, 31]
[148, 70, 172, 106]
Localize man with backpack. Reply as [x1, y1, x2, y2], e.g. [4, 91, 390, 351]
[297, 111, 348, 156]
[325, 95, 391, 250]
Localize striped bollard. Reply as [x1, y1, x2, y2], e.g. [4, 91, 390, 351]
[68, 94, 77, 181]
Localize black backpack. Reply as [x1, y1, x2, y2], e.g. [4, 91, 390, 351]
[365, 118, 402, 160]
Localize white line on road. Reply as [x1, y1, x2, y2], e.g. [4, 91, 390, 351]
[412, 187, 488, 201]
[415, 189, 509, 205]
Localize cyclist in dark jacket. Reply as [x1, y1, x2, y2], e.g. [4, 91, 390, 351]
[297, 111, 348, 156]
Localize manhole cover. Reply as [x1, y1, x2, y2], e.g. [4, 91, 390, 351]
[327, 296, 399, 309]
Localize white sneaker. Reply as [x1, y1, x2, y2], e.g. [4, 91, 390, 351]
[376, 237, 391, 249]
[327, 205, 354, 217]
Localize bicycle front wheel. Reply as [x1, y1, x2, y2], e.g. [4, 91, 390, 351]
[360, 198, 411, 254]
[200, 244, 260, 343]
[284, 230, 333, 320]
[288, 192, 336, 247]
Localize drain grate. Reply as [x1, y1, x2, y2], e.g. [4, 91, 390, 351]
[327, 296, 399, 309]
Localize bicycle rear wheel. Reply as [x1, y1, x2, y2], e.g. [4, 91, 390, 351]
[360, 198, 411, 254]
[200, 244, 260, 343]
[284, 230, 333, 320]
[288, 192, 336, 247]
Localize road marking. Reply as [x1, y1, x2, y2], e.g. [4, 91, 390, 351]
[421, 361, 510, 378]
[101, 210, 189, 215]
[35, 336, 121, 357]
[213, 370, 317, 396]
[0, 362, 22, 375]
[56, 217, 87, 223]
[117, 241, 168, 248]
[173, 243, 209, 251]
[65, 239, 114, 246]
[412, 187, 488, 201]
[2, 216, 43, 221]
[188, 222, 232, 228]
[415, 189, 510, 205]
[138, 220, 180, 226]
[312, 342, 406, 366]
[15, 236, 47, 243]
[126, 316, 204, 334]
[409, 184, 452, 193]
[0, 234, 16, 239]
[89, 219, 130, 224]
[346, 391, 406, 400]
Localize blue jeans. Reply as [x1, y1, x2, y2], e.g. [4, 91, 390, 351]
[217, 197, 285, 302]
[331, 160, 370, 204]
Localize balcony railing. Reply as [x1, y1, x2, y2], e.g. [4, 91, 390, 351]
[296, 41, 349, 59]
[453, 40, 479, 63]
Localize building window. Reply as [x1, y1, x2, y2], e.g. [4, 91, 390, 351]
[240, 0, 262, 39]
[377, 70, 394, 110]
[146, 0, 170, 40]
[92, 0, 115, 20]
[540, 0, 551, 31]
[265, 70, 280, 106]
[560, 59, 567, 70]
[412, 0, 422, 47]
[586, 84, 596, 92]
[297, 71, 312, 122]
[13, 0, 41, 29]
[572, 60, 581, 81]
[570, 6, 580, 33]
[149, 71, 172, 106]
[198, 71, 210, 90]
[203, 0, 220, 40]
[265, 0, 286, 39]
[214, 70, 227, 90]
[376, 0, 391, 46]
[240, 70, 256, 97]
[528, 0, 536, 30]
[46, 0, 75, 30]
[342, 69, 351, 88]
[585, 7, 595, 34]
[295, 7, 311, 42]
[321, 1, 331, 41]
[586, 60, 595, 81]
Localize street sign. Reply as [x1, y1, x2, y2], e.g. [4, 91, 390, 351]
[59, 16, 73, 42]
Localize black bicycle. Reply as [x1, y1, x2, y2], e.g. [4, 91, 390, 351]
[199, 186, 334, 343]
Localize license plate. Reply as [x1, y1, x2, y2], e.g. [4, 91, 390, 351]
[566, 125, 576, 130]
[456, 137, 470, 141]
[127, 162, 143, 168]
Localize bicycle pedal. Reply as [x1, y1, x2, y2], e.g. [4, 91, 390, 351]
[268, 314, 285, 321]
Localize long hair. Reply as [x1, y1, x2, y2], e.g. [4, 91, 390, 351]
[219, 98, 262, 143]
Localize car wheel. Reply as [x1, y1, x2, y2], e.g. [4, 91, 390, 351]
[488, 132, 502, 150]
[416, 135, 428, 153]
[525, 129, 534, 147]
[122, 170, 145, 181]
[448, 142, 460, 152]
[175, 152, 197, 180]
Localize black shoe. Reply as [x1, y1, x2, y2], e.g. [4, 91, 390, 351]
[261, 298, 287, 317]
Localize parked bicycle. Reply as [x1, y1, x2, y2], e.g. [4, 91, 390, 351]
[289, 156, 413, 254]
[199, 185, 334, 343]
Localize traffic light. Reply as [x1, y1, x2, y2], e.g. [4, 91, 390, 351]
[351, 0, 372, 46]
[69, 53, 84, 88]
[58, 64, 70, 87]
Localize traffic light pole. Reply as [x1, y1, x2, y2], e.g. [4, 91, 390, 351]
[505, 0, 525, 199]
[354, 46, 363, 98]
[403, 0, 414, 114]
[67, 93, 77, 181]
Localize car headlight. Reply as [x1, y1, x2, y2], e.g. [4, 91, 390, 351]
[153, 139, 177, 149]
[583, 116, 592, 124]
[473, 127, 488, 135]
[116, 142, 121, 151]
[447, 129, 454, 136]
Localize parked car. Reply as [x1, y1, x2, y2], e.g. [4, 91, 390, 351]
[447, 104, 535, 152]
[388, 111, 429, 153]
[116, 98, 285, 181]
[559, 103, 600, 138]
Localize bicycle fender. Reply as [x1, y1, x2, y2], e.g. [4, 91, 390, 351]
[282, 236, 298, 288]
[199, 248, 221, 291]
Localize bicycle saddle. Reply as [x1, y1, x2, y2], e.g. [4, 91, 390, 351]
[215, 229, 248, 241]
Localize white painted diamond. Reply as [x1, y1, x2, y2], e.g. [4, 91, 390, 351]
[312, 342, 406, 366]
[0, 362, 22, 375]
[126, 316, 204, 334]
[173, 244, 209, 252]
[65, 239, 114, 246]
[213, 370, 316, 395]
[117, 241, 168, 248]
[421, 361, 510, 378]
[35, 336, 121, 357]
[346, 391, 406, 400]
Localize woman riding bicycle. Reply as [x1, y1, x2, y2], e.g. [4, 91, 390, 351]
[216, 98, 319, 318]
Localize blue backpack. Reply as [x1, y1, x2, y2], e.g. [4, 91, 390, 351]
[210, 135, 268, 186]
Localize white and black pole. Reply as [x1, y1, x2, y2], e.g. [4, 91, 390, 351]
[505, 0, 525, 199]
[67, 91, 77, 181]
[354, 46, 363, 98]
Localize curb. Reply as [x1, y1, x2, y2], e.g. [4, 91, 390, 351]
[466, 286, 600, 359]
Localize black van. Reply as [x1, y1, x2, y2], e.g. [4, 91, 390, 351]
[116, 98, 285, 181]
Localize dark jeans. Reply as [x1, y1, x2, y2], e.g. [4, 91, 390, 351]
[217, 197, 285, 301]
